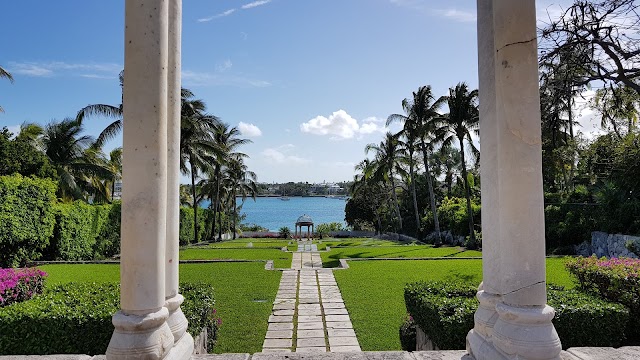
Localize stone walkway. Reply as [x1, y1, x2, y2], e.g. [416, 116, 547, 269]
[262, 244, 361, 353]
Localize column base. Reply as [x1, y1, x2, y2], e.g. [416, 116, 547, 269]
[164, 332, 194, 360]
[470, 302, 562, 360]
[106, 307, 174, 360]
[165, 294, 189, 343]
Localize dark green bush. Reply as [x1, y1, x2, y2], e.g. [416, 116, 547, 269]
[179, 207, 213, 245]
[436, 197, 481, 237]
[46, 201, 111, 261]
[0, 175, 57, 267]
[0, 282, 218, 355]
[95, 202, 122, 258]
[399, 314, 416, 351]
[404, 281, 629, 350]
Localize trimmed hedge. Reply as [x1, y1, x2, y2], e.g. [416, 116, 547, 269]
[179, 207, 214, 245]
[566, 256, 640, 341]
[404, 281, 629, 350]
[0, 175, 57, 267]
[46, 201, 111, 261]
[0, 282, 218, 355]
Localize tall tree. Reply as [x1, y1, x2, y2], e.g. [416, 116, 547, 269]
[76, 71, 124, 148]
[540, 0, 640, 95]
[40, 118, 112, 201]
[365, 132, 404, 232]
[225, 155, 257, 239]
[388, 85, 446, 242]
[437, 83, 479, 243]
[0, 66, 14, 113]
[210, 123, 251, 240]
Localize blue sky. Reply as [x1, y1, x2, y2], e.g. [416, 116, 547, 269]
[1, 0, 585, 183]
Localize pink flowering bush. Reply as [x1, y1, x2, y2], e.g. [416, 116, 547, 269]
[567, 256, 640, 340]
[0, 267, 47, 307]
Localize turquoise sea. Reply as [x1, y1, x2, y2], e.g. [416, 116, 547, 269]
[201, 196, 347, 231]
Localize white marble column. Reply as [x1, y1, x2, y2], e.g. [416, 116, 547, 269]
[467, 1, 562, 359]
[107, 0, 173, 359]
[165, 0, 194, 357]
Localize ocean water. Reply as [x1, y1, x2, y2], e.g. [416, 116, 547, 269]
[200, 196, 347, 231]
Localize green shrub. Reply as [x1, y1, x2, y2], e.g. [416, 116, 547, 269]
[278, 226, 291, 239]
[404, 281, 629, 350]
[0, 175, 57, 267]
[436, 197, 481, 237]
[46, 201, 111, 261]
[548, 285, 629, 347]
[566, 256, 640, 340]
[399, 314, 416, 351]
[95, 202, 122, 258]
[179, 207, 213, 245]
[0, 282, 218, 355]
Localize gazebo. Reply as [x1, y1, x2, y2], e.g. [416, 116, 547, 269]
[294, 214, 314, 240]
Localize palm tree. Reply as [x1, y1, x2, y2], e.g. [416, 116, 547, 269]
[437, 83, 479, 244]
[40, 118, 113, 201]
[225, 155, 257, 239]
[210, 123, 251, 240]
[0, 66, 14, 113]
[180, 104, 220, 244]
[387, 85, 445, 241]
[365, 132, 404, 232]
[105, 147, 123, 202]
[352, 158, 386, 233]
[76, 71, 124, 148]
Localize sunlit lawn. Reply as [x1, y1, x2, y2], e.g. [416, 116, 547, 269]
[180, 248, 292, 268]
[334, 257, 576, 351]
[320, 245, 480, 267]
[40, 262, 280, 354]
[202, 238, 293, 249]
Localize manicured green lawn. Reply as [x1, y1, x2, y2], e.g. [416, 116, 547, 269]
[40, 262, 280, 354]
[180, 248, 292, 268]
[333, 257, 575, 351]
[204, 238, 293, 249]
[321, 245, 478, 267]
[318, 238, 402, 249]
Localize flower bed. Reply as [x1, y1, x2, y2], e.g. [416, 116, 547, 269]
[566, 256, 640, 340]
[0, 268, 47, 307]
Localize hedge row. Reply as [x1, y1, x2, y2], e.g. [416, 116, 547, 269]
[0, 175, 57, 267]
[0, 282, 218, 355]
[404, 281, 629, 350]
[0, 174, 216, 266]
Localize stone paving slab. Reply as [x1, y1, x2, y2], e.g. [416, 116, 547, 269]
[262, 339, 292, 348]
[297, 338, 327, 348]
[268, 315, 293, 323]
[325, 321, 353, 329]
[328, 328, 356, 337]
[322, 302, 345, 309]
[325, 315, 351, 322]
[295, 347, 327, 353]
[268, 322, 293, 331]
[297, 308, 322, 316]
[297, 321, 324, 330]
[265, 330, 293, 339]
[298, 315, 323, 323]
[328, 337, 359, 347]
[330, 346, 362, 352]
[297, 304, 321, 310]
[324, 308, 349, 315]
[297, 329, 325, 338]
[272, 309, 294, 316]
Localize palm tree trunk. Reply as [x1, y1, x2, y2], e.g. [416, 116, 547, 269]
[190, 158, 198, 244]
[421, 142, 441, 245]
[211, 165, 221, 240]
[408, 149, 420, 238]
[388, 168, 403, 232]
[232, 190, 237, 240]
[458, 137, 475, 244]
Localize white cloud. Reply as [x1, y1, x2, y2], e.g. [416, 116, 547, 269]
[238, 122, 262, 137]
[242, 0, 271, 10]
[7, 61, 121, 78]
[198, 9, 236, 22]
[182, 70, 271, 88]
[435, 9, 476, 23]
[216, 59, 233, 72]
[262, 148, 309, 164]
[300, 110, 386, 140]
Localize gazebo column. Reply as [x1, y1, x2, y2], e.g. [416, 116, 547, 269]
[107, 0, 174, 359]
[165, 0, 194, 357]
[467, 1, 562, 359]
